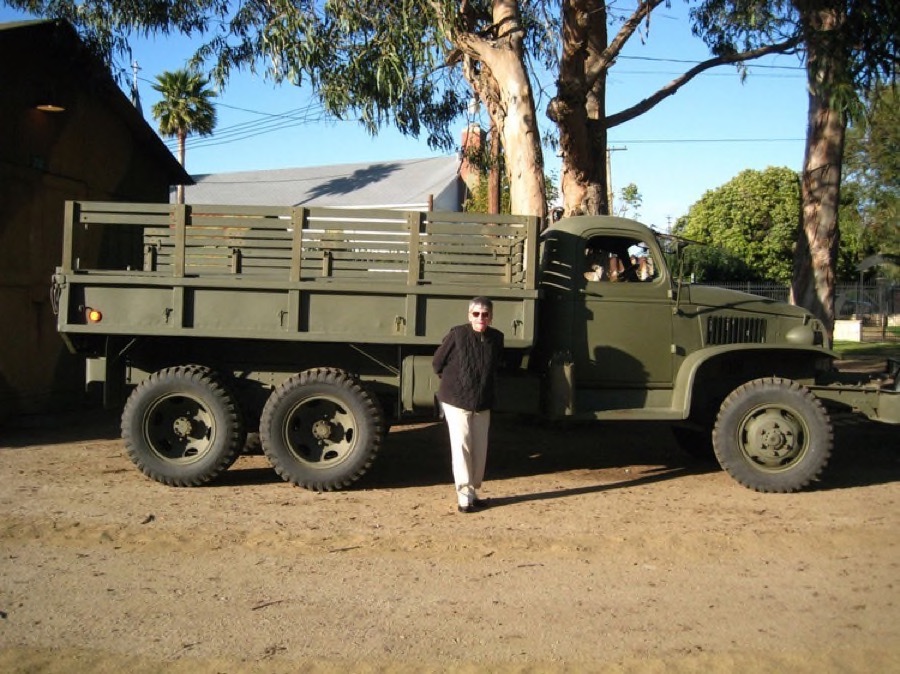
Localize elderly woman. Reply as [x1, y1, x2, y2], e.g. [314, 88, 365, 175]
[432, 297, 505, 513]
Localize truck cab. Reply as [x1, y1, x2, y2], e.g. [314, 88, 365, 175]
[533, 216, 830, 423]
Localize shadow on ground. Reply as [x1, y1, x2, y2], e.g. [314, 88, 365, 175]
[3, 408, 897, 493]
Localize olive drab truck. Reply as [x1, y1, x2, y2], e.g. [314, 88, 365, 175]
[51, 201, 900, 493]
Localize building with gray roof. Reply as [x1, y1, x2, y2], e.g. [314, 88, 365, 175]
[180, 155, 465, 211]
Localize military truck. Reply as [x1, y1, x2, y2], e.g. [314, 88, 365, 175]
[51, 201, 899, 493]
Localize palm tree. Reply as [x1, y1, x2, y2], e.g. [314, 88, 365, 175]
[151, 69, 217, 204]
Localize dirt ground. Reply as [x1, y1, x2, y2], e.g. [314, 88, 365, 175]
[1, 389, 899, 673]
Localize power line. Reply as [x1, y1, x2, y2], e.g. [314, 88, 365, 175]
[612, 137, 804, 144]
[140, 54, 805, 155]
[618, 54, 803, 70]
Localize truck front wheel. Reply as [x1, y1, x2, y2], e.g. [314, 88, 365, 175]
[713, 377, 833, 493]
[260, 368, 384, 491]
[121, 366, 245, 486]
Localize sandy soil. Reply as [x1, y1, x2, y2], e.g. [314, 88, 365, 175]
[1, 400, 898, 673]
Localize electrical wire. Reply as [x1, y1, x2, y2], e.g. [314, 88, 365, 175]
[142, 54, 806, 154]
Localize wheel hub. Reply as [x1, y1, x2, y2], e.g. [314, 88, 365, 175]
[760, 426, 788, 451]
[743, 409, 802, 467]
[311, 419, 332, 442]
[172, 416, 193, 438]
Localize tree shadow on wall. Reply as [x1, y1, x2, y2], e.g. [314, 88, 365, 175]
[300, 163, 402, 202]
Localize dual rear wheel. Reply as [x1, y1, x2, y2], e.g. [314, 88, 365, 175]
[122, 366, 383, 490]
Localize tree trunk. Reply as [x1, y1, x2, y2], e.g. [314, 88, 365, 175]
[549, 0, 609, 216]
[176, 132, 186, 205]
[454, 1, 546, 219]
[490, 48, 546, 218]
[548, 0, 797, 219]
[790, 6, 846, 342]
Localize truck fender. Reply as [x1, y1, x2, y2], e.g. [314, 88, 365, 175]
[670, 344, 836, 420]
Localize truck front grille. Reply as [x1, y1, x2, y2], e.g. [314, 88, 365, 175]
[706, 316, 767, 345]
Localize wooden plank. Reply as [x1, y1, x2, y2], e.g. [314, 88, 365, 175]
[424, 221, 528, 237]
[290, 207, 307, 283]
[421, 231, 523, 242]
[61, 201, 76, 273]
[77, 201, 172, 214]
[306, 206, 412, 221]
[425, 211, 530, 226]
[188, 216, 294, 230]
[155, 250, 326, 264]
[181, 225, 293, 237]
[423, 272, 517, 285]
[420, 244, 519, 257]
[189, 204, 293, 218]
[173, 205, 186, 278]
[81, 212, 174, 226]
[424, 264, 508, 276]
[523, 216, 539, 288]
[309, 220, 411, 234]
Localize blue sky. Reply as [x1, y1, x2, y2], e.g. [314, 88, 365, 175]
[3, 3, 809, 230]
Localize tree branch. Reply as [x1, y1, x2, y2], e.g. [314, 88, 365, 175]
[606, 36, 803, 128]
[585, 0, 667, 84]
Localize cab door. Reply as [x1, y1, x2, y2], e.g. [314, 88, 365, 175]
[574, 234, 675, 392]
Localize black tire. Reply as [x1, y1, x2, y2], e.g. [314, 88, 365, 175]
[260, 368, 384, 491]
[713, 377, 833, 493]
[121, 365, 245, 486]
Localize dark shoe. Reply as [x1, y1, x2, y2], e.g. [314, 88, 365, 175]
[472, 498, 491, 508]
[457, 504, 477, 513]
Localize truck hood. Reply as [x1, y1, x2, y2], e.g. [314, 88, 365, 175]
[683, 284, 811, 319]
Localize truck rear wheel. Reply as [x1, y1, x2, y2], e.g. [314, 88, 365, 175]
[122, 366, 245, 486]
[260, 368, 384, 491]
[713, 377, 833, 493]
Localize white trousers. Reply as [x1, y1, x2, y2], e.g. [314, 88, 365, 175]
[441, 402, 490, 507]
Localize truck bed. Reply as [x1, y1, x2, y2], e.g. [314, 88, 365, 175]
[54, 201, 542, 348]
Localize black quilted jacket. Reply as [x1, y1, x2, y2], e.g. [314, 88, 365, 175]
[432, 324, 504, 412]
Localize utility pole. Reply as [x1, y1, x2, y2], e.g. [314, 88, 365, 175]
[488, 122, 501, 214]
[130, 60, 143, 116]
[606, 146, 626, 215]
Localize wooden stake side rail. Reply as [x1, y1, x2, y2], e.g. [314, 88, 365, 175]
[57, 202, 541, 347]
[63, 201, 539, 290]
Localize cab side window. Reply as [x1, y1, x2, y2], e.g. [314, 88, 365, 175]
[583, 236, 657, 282]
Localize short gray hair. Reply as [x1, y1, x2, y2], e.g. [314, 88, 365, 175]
[469, 296, 493, 312]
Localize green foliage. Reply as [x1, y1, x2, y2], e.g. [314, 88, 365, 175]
[685, 245, 760, 283]
[150, 69, 217, 141]
[840, 82, 900, 280]
[463, 167, 559, 215]
[673, 167, 801, 283]
[615, 183, 642, 219]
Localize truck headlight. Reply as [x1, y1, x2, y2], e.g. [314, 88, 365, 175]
[786, 324, 815, 345]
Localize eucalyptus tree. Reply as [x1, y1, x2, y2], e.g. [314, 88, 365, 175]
[692, 0, 898, 337]
[549, 0, 801, 217]
[4, 0, 810, 221]
[196, 1, 552, 217]
[151, 69, 217, 204]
